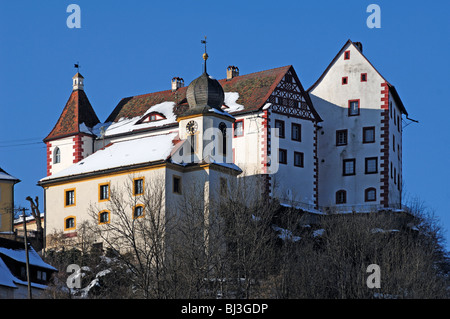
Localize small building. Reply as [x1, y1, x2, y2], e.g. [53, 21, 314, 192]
[0, 168, 20, 234]
[0, 237, 56, 298]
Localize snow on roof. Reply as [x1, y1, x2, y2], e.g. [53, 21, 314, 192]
[104, 101, 177, 137]
[0, 257, 17, 288]
[0, 168, 19, 182]
[41, 132, 179, 181]
[0, 245, 56, 271]
[223, 92, 245, 113]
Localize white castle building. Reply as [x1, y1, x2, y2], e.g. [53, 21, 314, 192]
[38, 40, 408, 243]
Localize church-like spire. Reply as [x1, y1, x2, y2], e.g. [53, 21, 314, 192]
[201, 36, 208, 74]
[72, 72, 84, 91]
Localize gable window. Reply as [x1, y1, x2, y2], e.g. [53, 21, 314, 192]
[365, 188, 376, 202]
[133, 205, 144, 219]
[140, 112, 166, 123]
[365, 157, 378, 174]
[133, 178, 144, 196]
[294, 152, 304, 167]
[344, 50, 350, 60]
[173, 175, 182, 195]
[54, 147, 61, 164]
[291, 123, 301, 142]
[65, 189, 75, 207]
[348, 100, 360, 116]
[363, 127, 375, 143]
[98, 211, 110, 224]
[64, 216, 76, 231]
[361, 73, 367, 82]
[342, 76, 348, 85]
[275, 120, 285, 138]
[99, 183, 110, 202]
[278, 149, 287, 165]
[336, 190, 347, 204]
[234, 120, 244, 137]
[343, 159, 355, 176]
[336, 129, 348, 146]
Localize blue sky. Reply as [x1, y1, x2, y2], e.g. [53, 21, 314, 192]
[0, 1, 449, 249]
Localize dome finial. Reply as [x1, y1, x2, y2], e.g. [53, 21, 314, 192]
[201, 36, 208, 74]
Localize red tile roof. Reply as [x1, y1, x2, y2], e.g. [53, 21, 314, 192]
[44, 90, 100, 142]
[106, 65, 294, 123]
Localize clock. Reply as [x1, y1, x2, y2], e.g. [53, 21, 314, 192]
[186, 120, 198, 135]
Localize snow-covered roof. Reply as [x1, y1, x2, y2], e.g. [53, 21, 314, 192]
[41, 132, 179, 181]
[0, 168, 19, 182]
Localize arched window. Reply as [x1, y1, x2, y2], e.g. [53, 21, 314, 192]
[365, 188, 376, 202]
[133, 204, 145, 219]
[98, 210, 110, 224]
[64, 216, 76, 231]
[336, 190, 346, 204]
[219, 122, 227, 157]
[54, 147, 61, 164]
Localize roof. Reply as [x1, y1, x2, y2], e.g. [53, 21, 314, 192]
[40, 132, 180, 182]
[0, 237, 56, 271]
[307, 39, 408, 115]
[105, 65, 303, 123]
[0, 168, 20, 183]
[44, 89, 101, 142]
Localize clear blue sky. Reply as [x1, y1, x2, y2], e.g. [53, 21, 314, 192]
[0, 1, 449, 249]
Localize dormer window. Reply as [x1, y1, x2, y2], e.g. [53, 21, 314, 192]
[139, 112, 166, 123]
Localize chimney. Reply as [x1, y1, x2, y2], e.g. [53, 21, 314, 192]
[226, 66, 239, 80]
[354, 42, 363, 53]
[171, 77, 184, 91]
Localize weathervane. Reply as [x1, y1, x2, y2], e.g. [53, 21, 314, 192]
[201, 36, 208, 73]
[74, 62, 80, 73]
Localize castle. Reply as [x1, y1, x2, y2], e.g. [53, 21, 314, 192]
[38, 40, 408, 245]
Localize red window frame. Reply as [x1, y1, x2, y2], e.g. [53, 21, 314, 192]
[344, 50, 350, 60]
[233, 119, 244, 137]
[348, 99, 360, 116]
[342, 76, 348, 85]
[361, 73, 367, 82]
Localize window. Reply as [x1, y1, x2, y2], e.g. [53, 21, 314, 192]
[291, 123, 301, 142]
[133, 178, 144, 196]
[394, 168, 397, 184]
[363, 127, 375, 143]
[173, 175, 182, 195]
[220, 177, 228, 196]
[234, 120, 244, 137]
[390, 162, 393, 179]
[99, 183, 110, 202]
[344, 50, 350, 60]
[54, 147, 61, 164]
[393, 135, 395, 152]
[294, 152, 304, 167]
[342, 76, 348, 85]
[133, 205, 144, 219]
[140, 112, 166, 123]
[278, 149, 287, 164]
[65, 189, 75, 207]
[397, 115, 400, 132]
[37, 270, 47, 281]
[98, 211, 110, 224]
[275, 120, 285, 138]
[361, 73, 367, 82]
[348, 100, 360, 116]
[365, 188, 376, 202]
[390, 102, 393, 118]
[365, 157, 378, 174]
[336, 190, 347, 204]
[336, 130, 348, 146]
[219, 122, 227, 156]
[343, 159, 355, 176]
[64, 216, 76, 230]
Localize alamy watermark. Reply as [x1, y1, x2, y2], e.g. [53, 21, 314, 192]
[66, 4, 81, 29]
[366, 4, 381, 29]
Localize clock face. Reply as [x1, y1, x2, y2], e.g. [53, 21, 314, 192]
[186, 120, 198, 135]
